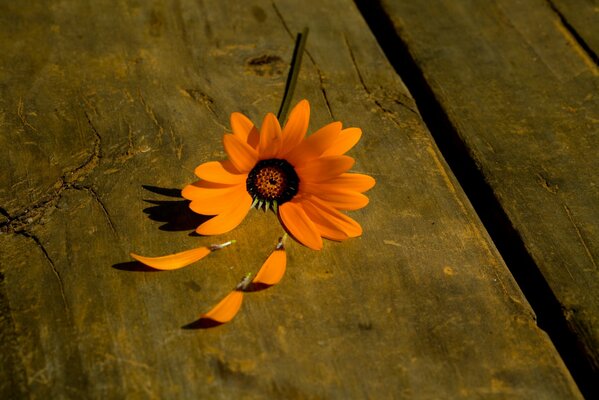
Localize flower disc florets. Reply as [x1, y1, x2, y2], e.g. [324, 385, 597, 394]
[246, 159, 299, 209]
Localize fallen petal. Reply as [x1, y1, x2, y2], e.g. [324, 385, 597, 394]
[130, 247, 211, 270]
[200, 291, 244, 323]
[253, 249, 286, 286]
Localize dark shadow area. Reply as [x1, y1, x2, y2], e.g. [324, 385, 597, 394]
[143, 199, 210, 232]
[142, 185, 183, 198]
[182, 318, 223, 330]
[354, 1, 598, 397]
[112, 261, 159, 272]
[141, 185, 211, 232]
[243, 282, 272, 292]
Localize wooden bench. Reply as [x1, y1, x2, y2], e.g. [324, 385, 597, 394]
[0, 0, 594, 397]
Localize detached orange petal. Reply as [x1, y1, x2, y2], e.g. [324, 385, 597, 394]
[258, 113, 282, 159]
[201, 291, 244, 323]
[194, 160, 245, 185]
[321, 127, 362, 156]
[279, 201, 323, 250]
[253, 249, 286, 286]
[223, 134, 258, 172]
[281, 99, 310, 151]
[231, 112, 259, 148]
[196, 192, 252, 235]
[130, 247, 211, 270]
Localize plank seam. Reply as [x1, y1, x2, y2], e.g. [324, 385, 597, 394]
[545, 0, 599, 67]
[354, 0, 598, 397]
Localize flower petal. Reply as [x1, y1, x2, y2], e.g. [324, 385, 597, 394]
[182, 180, 241, 202]
[189, 184, 247, 215]
[321, 127, 362, 156]
[195, 191, 252, 235]
[201, 290, 244, 323]
[130, 247, 211, 270]
[279, 201, 323, 250]
[231, 112, 259, 148]
[258, 113, 282, 159]
[315, 173, 376, 193]
[285, 122, 342, 166]
[252, 249, 286, 285]
[301, 196, 363, 238]
[281, 99, 310, 151]
[223, 134, 259, 173]
[193, 160, 245, 185]
[295, 155, 355, 182]
[314, 190, 369, 210]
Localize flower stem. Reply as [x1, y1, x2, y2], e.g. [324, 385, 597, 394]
[277, 27, 309, 122]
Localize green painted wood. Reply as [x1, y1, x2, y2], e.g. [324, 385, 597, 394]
[376, 0, 599, 381]
[0, 0, 582, 398]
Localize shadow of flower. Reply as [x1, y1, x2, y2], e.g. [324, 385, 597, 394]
[141, 185, 210, 232]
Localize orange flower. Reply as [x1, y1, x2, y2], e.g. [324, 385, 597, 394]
[182, 100, 375, 250]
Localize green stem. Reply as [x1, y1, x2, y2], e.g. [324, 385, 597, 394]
[277, 28, 309, 122]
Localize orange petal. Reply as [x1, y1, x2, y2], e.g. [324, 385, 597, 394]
[295, 155, 355, 182]
[258, 113, 282, 159]
[301, 196, 362, 239]
[312, 173, 375, 193]
[321, 127, 362, 156]
[196, 192, 252, 235]
[181, 180, 241, 202]
[189, 184, 247, 215]
[279, 201, 323, 250]
[223, 134, 258, 172]
[231, 112, 259, 148]
[285, 122, 342, 166]
[313, 190, 369, 211]
[281, 99, 310, 151]
[201, 290, 244, 323]
[252, 249, 286, 285]
[194, 161, 246, 185]
[130, 247, 211, 270]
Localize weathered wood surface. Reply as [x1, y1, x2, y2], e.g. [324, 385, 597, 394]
[0, 0, 582, 398]
[375, 0, 599, 385]
[550, 0, 599, 59]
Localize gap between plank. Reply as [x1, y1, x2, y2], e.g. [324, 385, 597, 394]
[353, 1, 598, 398]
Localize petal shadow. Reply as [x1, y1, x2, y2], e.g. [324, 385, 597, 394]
[182, 318, 224, 329]
[142, 185, 182, 198]
[112, 261, 159, 272]
[243, 282, 273, 292]
[141, 185, 211, 232]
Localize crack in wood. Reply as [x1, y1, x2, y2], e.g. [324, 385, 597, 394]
[563, 204, 598, 272]
[22, 232, 71, 315]
[0, 111, 102, 234]
[545, 0, 599, 68]
[74, 185, 117, 235]
[343, 33, 417, 124]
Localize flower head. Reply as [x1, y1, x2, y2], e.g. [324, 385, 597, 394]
[182, 100, 375, 250]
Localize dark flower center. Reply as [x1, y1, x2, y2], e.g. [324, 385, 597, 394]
[246, 159, 299, 208]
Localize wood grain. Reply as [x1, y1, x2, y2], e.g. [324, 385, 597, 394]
[0, 0, 582, 398]
[375, 0, 599, 384]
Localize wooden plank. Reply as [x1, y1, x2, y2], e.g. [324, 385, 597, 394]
[549, 0, 599, 59]
[372, 0, 599, 387]
[0, 0, 582, 398]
